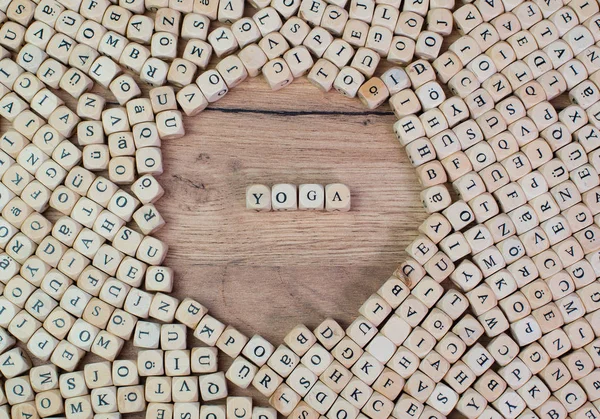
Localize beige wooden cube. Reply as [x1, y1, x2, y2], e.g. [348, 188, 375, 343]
[130, 175, 164, 205]
[190, 346, 218, 374]
[176, 84, 209, 117]
[136, 349, 164, 378]
[151, 32, 178, 61]
[198, 405, 225, 419]
[139, 88, 169, 118]
[87, 56, 121, 91]
[0, 93, 28, 124]
[322, 39, 354, 69]
[119, 44, 150, 75]
[333, 66, 365, 98]
[218, 0, 243, 22]
[246, 184, 271, 211]
[108, 75, 141, 106]
[117, 385, 146, 413]
[67, 318, 100, 352]
[132, 123, 161, 150]
[0, 22, 25, 52]
[239, 44, 268, 77]
[154, 7, 181, 34]
[82, 362, 112, 390]
[182, 39, 212, 70]
[167, 58, 197, 87]
[35, 389, 64, 417]
[305, 381, 336, 413]
[325, 183, 350, 211]
[303, 27, 333, 58]
[174, 298, 207, 331]
[415, 30, 443, 60]
[82, 297, 114, 329]
[251, 365, 283, 397]
[365, 28, 394, 58]
[101, 4, 131, 34]
[36, 58, 66, 90]
[193, 313, 225, 346]
[6, 0, 34, 27]
[321, 5, 349, 35]
[0, 347, 31, 378]
[76, 93, 106, 121]
[76, 121, 104, 147]
[298, 0, 325, 25]
[226, 358, 258, 389]
[215, 55, 248, 89]
[66, 44, 97, 75]
[97, 31, 128, 63]
[136, 147, 164, 176]
[182, 13, 209, 40]
[80, 0, 110, 22]
[145, 376, 173, 403]
[16, 43, 48, 76]
[239, 335, 272, 367]
[284, 368, 317, 400]
[196, 69, 229, 102]
[208, 27, 239, 57]
[156, 110, 185, 140]
[283, 46, 314, 78]
[358, 77, 390, 109]
[262, 58, 294, 90]
[232, 18, 261, 49]
[280, 17, 310, 46]
[307, 58, 339, 92]
[147, 294, 176, 324]
[172, 377, 199, 403]
[102, 107, 130, 136]
[108, 156, 136, 184]
[11, 74, 39, 109]
[284, 325, 316, 356]
[51, 340, 85, 372]
[252, 406, 277, 419]
[132, 203, 165, 235]
[83, 144, 110, 172]
[271, 183, 297, 210]
[253, 7, 283, 36]
[346, 315, 378, 347]
[140, 57, 169, 86]
[351, 47, 380, 77]
[108, 132, 136, 158]
[261, 346, 296, 380]
[199, 372, 228, 401]
[269, 383, 301, 415]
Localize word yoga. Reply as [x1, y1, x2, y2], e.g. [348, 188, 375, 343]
[246, 183, 351, 211]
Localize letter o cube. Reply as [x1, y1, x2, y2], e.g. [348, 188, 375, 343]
[299, 184, 324, 210]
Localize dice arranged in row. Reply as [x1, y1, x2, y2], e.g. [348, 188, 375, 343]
[246, 184, 351, 212]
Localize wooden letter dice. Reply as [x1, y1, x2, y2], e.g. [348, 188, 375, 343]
[246, 184, 271, 211]
[271, 184, 297, 211]
[247, 183, 350, 211]
[325, 183, 351, 211]
[299, 184, 324, 210]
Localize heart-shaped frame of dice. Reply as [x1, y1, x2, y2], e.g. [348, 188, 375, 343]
[0, 0, 599, 417]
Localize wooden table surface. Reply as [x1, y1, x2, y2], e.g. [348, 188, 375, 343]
[140, 74, 427, 404]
